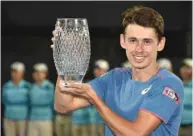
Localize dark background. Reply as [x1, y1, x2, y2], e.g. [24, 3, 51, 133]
[2, 1, 192, 85]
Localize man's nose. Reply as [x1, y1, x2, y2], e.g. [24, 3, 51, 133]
[135, 43, 144, 52]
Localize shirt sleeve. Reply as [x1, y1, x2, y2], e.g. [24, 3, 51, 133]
[140, 77, 184, 124]
[88, 70, 113, 101]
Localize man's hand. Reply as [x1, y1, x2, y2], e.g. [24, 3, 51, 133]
[50, 25, 63, 49]
[58, 80, 97, 102]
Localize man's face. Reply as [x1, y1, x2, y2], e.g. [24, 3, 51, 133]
[93, 67, 106, 77]
[180, 65, 192, 81]
[33, 71, 47, 82]
[11, 70, 24, 81]
[120, 24, 165, 69]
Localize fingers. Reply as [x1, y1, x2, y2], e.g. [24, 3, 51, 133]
[51, 30, 56, 48]
[58, 80, 86, 97]
[50, 44, 55, 49]
[58, 80, 74, 93]
[50, 26, 62, 49]
[67, 82, 85, 89]
[52, 30, 56, 37]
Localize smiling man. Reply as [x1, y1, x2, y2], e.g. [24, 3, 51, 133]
[53, 6, 184, 136]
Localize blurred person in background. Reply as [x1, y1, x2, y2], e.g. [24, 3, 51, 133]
[88, 59, 109, 136]
[157, 58, 173, 72]
[179, 58, 192, 136]
[28, 63, 55, 136]
[121, 60, 132, 68]
[2, 62, 31, 136]
[71, 106, 89, 136]
[55, 109, 72, 136]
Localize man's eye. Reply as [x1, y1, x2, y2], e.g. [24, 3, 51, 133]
[129, 39, 137, 43]
[144, 40, 151, 44]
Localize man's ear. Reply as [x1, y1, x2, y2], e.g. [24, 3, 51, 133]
[157, 37, 166, 52]
[120, 34, 126, 49]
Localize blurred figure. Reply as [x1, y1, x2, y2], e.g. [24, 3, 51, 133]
[28, 63, 55, 136]
[2, 62, 31, 136]
[88, 59, 109, 136]
[121, 60, 132, 68]
[71, 107, 89, 136]
[71, 79, 90, 136]
[93, 59, 109, 78]
[157, 58, 173, 72]
[55, 109, 72, 136]
[179, 58, 192, 136]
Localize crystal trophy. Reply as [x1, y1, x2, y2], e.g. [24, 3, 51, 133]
[53, 18, 91, 83]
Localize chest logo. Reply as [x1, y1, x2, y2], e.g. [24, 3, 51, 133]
[141, 85, 152, 95]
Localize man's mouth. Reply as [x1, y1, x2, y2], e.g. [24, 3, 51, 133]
[133, 56, 146, 62]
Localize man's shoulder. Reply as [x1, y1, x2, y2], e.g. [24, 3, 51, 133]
[156, 69, 183, 87]
[111, 67, 132, 77]
[152, 69, 184, 98]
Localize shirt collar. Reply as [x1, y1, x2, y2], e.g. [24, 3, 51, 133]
[10, 80, 25, 87]
[35, 80, 49, 88]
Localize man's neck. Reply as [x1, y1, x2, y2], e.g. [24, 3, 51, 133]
[132, 63, 159, 82]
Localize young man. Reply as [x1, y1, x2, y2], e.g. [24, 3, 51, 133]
[28, 63, 55, 136]
[179, 58, 192, 136]
[2, 62, 31, 136]
[53, 6, 184, 136]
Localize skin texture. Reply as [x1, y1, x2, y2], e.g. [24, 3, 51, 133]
[54, 24, 166, 136]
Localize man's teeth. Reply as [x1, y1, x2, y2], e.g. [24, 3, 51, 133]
[134, 56, 144, 59]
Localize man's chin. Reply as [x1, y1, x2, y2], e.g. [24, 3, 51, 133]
[132, 64, 147, 69]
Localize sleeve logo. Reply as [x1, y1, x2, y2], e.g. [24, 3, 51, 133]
[163, 87, 180, 104]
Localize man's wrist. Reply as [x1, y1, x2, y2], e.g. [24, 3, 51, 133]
[87, 85, 98, 104]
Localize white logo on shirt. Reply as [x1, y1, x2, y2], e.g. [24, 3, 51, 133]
[141, 85, 152, 95]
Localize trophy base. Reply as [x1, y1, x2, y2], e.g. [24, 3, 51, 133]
[60, 74, 84, 84]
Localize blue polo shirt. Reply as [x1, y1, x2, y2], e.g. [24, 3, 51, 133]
[2, 80, 31, 120]
[89, 68, 184, 136]
[29, 80, 55, 120]
[181, 80, 192, 125]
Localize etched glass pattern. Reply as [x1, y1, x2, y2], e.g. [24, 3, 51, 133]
[53, 18, 91, 83]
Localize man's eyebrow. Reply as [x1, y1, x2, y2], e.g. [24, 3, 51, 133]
[127, 37, 154, 41]
[127, 37, 137, 39]
[143, 38, 153, 41]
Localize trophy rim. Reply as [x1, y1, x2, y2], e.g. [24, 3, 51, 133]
[57, 18, 87, 21]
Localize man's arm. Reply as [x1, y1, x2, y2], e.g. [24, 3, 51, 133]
[66, 82, 163, 136]
[91, 92, 161, 136]
[54, 76, 90, 113]
[65, 76, 183, 136]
